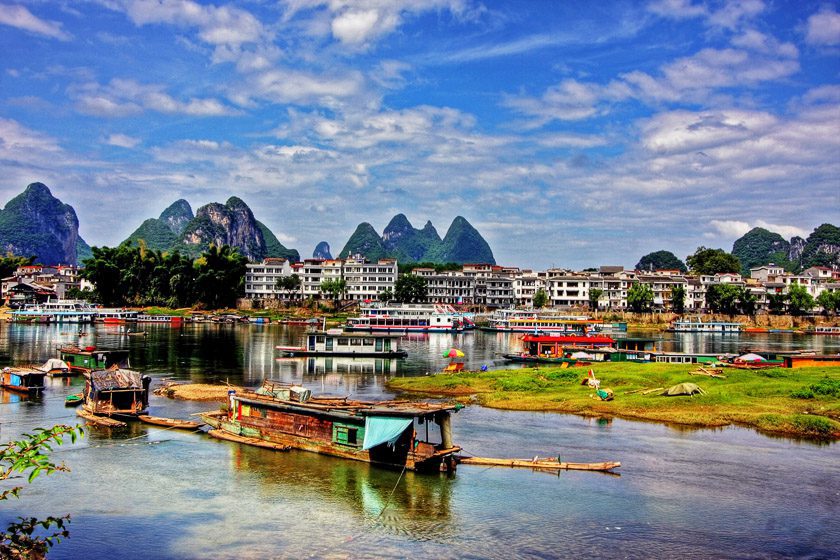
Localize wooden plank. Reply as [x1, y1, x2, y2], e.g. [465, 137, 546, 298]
[76, 408, 127, 427]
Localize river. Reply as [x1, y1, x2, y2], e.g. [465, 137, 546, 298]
[0, 322, 838, 559]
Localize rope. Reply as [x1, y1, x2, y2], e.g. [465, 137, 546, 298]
[376, 463, 407, 520]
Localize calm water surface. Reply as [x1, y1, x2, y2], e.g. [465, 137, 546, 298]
[0, 323, 838, 559]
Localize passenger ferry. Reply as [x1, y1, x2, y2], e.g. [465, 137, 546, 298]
[483, 308, 604, 334]
[136, 314, 185, 325]
[813, 325, 840, 335]
[10, 299, 95, 323]
[277, 329, 408, 358]
[96, 308, 139, 323]
[667, 316, 743, 334]
[345, 303, 469, 333]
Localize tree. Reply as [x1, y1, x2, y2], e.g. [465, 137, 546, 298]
[320, 278, 347, 302]
[275, 274, 301, 300]
[671, 284, 686, 313]
[787, 283, 815, 316]
[705, 283, 741, 314]
[378, 287, 393, 301]
[627, 282, 653, 312]
[635, 250, 687, 273]
[768, 293, 787, 315]
[0, 253, 35, 280]
[686, 247, 742, 275]
[816, 290, 840, 315]
[588, 288, 604, 311]
[1, 425, 83, 559]
[394, 274, 427, 303]
[532, 288, 548, 309]
[738, 286, 758, 316]
[193, 244, 248, 309]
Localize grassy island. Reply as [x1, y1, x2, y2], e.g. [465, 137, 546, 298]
[388, 363, 840, 439]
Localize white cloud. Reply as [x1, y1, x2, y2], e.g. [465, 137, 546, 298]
[806, 8, 840, 46]
[106, 134, 141, 148]
[0, 3, 72, 40]
[72, 79, 238, 117]
[710, 219, 807, 240]
[647, 0, 706, 20]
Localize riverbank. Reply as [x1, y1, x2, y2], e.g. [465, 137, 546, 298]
[388, 362, 840, 439]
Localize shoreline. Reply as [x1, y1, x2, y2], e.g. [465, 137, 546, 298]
[386, 362, 840, 440]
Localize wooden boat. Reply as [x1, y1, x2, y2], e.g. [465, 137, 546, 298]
[81, 368, 151, 417]
[37, 358, 72, 376]
[502, 332, 614, 366]
[199, 380, 462, 472]
[276, 329, 408, 358]
[138, 415, 203, 430]
[76, 407, 127, 428]
[456, 456, 621, 472]
[206, 429, 291, 450]
[0, 367, 47, 397]
[59, 346, 130, 374]
[65, 393, 84, 406]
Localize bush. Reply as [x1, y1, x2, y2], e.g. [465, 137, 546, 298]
[811, 377, 840, 397]
[791, 415, 838, 437]
[790, 388, 815, 399]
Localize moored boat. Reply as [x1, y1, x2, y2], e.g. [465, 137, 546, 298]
[81, 368, 151, 418]
[276, 329, 408, 358]
[59, 346, 130, 374]
[667, 316, 743, 334]
[482, 308, 602, 334]
[10, 299, 96, 323]
[200, 380, 462, 472]
[0, 367, 47, 397]
[138, 415, 204, 430]
[345, 303, 468, 333]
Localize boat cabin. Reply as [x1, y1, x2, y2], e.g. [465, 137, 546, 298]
[83, 369, 151, 416]
[59, 346, 130, 373]
[278, 329, 408, 358]
[0, 367, 47, 397]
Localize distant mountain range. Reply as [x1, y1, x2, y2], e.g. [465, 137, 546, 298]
[338, 214, 496, 265]
[731, 224, 840, 274]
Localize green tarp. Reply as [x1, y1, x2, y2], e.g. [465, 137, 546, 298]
[362, 416, 413, 450]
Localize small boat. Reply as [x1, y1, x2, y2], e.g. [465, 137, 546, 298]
[126, 330, 147, 336]
[276, 329, 408, 358]
[59, 346, 131, 374]
[76, 407, 127, 427]
[456, 456, 621, 472]
[138, 415, 203, 430]
[65, 393, 84, 406]
[0, 367, 47, 397]
[37, 358, 72, 376]
[206, 429, 291, 450]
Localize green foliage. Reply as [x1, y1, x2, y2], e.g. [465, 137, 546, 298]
[816, 291, 840, 315]
[635, 250, 687, 273]
[532, 287, 548, 309]
[193, 244, 249, 309]
[731, 227, 793, 275]
[257, 221, 299, 262]
[397, 262, 461, 274]
[378, 287, 393, 301]
[589, 288, 604, 310]
[1, 425, 83, 559]
[274, 274, 301, 298]
[320, 278, 347, 301]
[338, 223, 388, 261]
[686, 247, 742, 275]
[799, 224, 840, 270]
[671, 284, 686, 313]
[768, 293, 787, 315]
[125, 218, 179, 252]
[705, 284, 748, 314]
[787, 283, 814, 316]
[394, 274, 427, 303]
[627, 282, 653, 312]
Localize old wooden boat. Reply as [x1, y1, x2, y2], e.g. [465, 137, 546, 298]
[36, 358, 72, 376]
[277, 329, 408, 358]
[206, 429, 291, 450]
[59, 346, 130, 374]
[76, 407, 127, 427]
[65, 393, 84, 406]
[138, 415, 203, 430]
[81, 368, 151, 418]
[456, 456, 621, 472]
[0, 367, 47, 397]
[200, 380, 462, 472]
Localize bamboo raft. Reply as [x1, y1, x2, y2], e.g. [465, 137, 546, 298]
[76, 407, 127, 428]
[138, 415, 203, 430]
[456, 455, 620, 472]
[206, 428, 291, 451]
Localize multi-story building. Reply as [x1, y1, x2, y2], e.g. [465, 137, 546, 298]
[343, 258, 398, 301]
[424, 273, 475, 304]
[244, 258, 294, 300]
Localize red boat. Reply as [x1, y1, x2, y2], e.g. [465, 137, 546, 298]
[520, 332, 615, 358]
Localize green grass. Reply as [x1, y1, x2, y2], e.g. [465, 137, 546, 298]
[388, 362, 840, 439]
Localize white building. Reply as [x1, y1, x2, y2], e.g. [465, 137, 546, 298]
[244, 258, 294, 300]
[343, 258, 398, 301]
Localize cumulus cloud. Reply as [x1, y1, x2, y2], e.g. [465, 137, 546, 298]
[806, 8, 840, 46]
[72, 79, 238, 117]
[106, 134, 141, 148]
[0, 3, 72, 40]
[710, 219, 807, 240]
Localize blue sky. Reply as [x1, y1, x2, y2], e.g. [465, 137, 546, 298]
[1, 0, 838, 269]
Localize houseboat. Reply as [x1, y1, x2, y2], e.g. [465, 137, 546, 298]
[503, 331, 616, 364]
[80, 368, 151, 417]
[345, 303, 469, 333]
[59, 346, 130, 374]
[277, 329, 408, 358]
[667, 316, 743, 334]
[10, 299, 96, 323]
[0, 367, 47, 397]
[200, 380, 462, 472]
[483, 308, 603, 334]
[136, 314, 185, 325]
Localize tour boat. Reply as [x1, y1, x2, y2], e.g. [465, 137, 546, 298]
[667, 316, 743, 334]
[345, 303, 469, 333]
[200, 380, 462, 472]
[813, 326, 840, 335]
[483, 308, 602, 334]
[136, 314, 185, 325]
[10, 299, 96, 323]
[277, 329, 408, 358]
